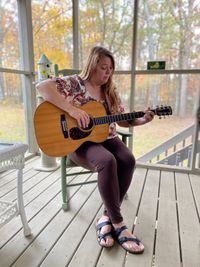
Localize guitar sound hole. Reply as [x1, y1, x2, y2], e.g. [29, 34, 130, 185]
[70, 128, 92, 140]
[80, 117, 94, 131]
[69, 118, 93, 140]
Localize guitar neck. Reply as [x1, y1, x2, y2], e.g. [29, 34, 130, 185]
[93, 110, 153, 125]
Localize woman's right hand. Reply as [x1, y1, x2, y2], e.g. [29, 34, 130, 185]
[68, 106, 90, 129]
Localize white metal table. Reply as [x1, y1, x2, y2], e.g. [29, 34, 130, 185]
[0, 143, 31, 236]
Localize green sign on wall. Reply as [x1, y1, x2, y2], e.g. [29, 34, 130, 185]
[147, 61, 166, 70]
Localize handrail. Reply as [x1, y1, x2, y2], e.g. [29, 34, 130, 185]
[53, 64, 200, 77]
[158, 141, 200, 166]
[0, 67, 33, 75]
[137, 124, 194, 162]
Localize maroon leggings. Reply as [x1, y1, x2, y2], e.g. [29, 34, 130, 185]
[69, 137, 136, 224]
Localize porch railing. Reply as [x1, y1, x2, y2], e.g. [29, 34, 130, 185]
[137, 125, 200, 167]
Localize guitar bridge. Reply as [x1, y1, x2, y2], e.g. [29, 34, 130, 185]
[60, 114, 68, 138]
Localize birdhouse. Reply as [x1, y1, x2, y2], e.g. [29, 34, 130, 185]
[37, 54, 52, 82]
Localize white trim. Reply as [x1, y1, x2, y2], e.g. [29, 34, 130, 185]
[0, 67, 32, 75]
[72, 0, 79, 68]
[17, 0, 38, 154]
[1, 67, 199, 76]
[190, 81, 200, 169]
[129, 0, 139, 149]
[136, 161, 200, 174]
[135, 69, 200, 75]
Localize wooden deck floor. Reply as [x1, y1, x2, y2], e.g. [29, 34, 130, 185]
[0, 156, 200, 267]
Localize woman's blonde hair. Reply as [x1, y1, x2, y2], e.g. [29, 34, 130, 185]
[79, 46, 120, 113]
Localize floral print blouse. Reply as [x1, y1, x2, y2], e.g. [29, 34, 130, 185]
[53, 75, 125, 139]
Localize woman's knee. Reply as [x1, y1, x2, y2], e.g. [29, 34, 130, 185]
[96, 153, 117, 172]
[121, 152, 136, 169]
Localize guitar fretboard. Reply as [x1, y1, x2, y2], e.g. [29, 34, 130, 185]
[93, 111, 150, 125]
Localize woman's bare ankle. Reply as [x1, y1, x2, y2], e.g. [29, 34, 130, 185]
[112, 221, 125, 229]
[98, 215, 110, 223]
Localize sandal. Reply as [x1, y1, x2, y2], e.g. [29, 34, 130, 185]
[95, 219, 114, 248]
[113, 225, 144, 254]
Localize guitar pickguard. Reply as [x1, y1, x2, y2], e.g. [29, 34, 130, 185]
[70, 127, 92, 140]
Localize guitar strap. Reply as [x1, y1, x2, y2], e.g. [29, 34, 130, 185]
[102, 99, 111, 116]
[104, 92, 112, 115]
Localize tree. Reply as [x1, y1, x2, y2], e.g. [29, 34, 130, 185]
[79, 0, 134, 69]
[137, 0, 200, 115]
[168, 0, 199, 116]
[32, 0, 73, 69]
[0, 0, 20, 102]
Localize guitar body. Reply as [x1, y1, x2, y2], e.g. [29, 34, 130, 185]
[34, 101, 109, 156]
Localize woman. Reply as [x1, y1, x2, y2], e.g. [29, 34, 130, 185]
[36, 46, 154, 254]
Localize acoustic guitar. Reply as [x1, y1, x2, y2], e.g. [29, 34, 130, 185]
[34, 101, 172, 156]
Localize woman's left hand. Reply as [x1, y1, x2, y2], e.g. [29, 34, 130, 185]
[123, 107, 155, 127]
[143, 107, 155, 123]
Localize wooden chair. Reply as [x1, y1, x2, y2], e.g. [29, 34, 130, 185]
[54, 64, 132, 210]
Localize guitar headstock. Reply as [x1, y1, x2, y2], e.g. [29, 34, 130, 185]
[154, 105, 173, 118]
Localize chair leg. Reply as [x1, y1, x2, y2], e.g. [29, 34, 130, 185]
[61, 156, 68, 210]
[17, 169, 31, 236]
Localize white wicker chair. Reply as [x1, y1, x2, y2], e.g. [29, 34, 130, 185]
[0, 143, 31, 236]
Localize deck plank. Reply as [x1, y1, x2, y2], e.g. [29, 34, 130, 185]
[175, 172, 200, 267]
[40, 182, 101, 267]
[0, 170, 61, 248]
[125, 169, 160, 267]
[0, 167, 44, 199]
[1, 168, 58, 201]
[67, 208, 103, 267]
[0, 155, 200, 267]
[0, 174, 94, 266]
[0, 168, 90, 248]
[154, 171, 180, 267]
[190, 173, 200, 218]
[0, 156, 40, 187]
[96, 168, 147, 267]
